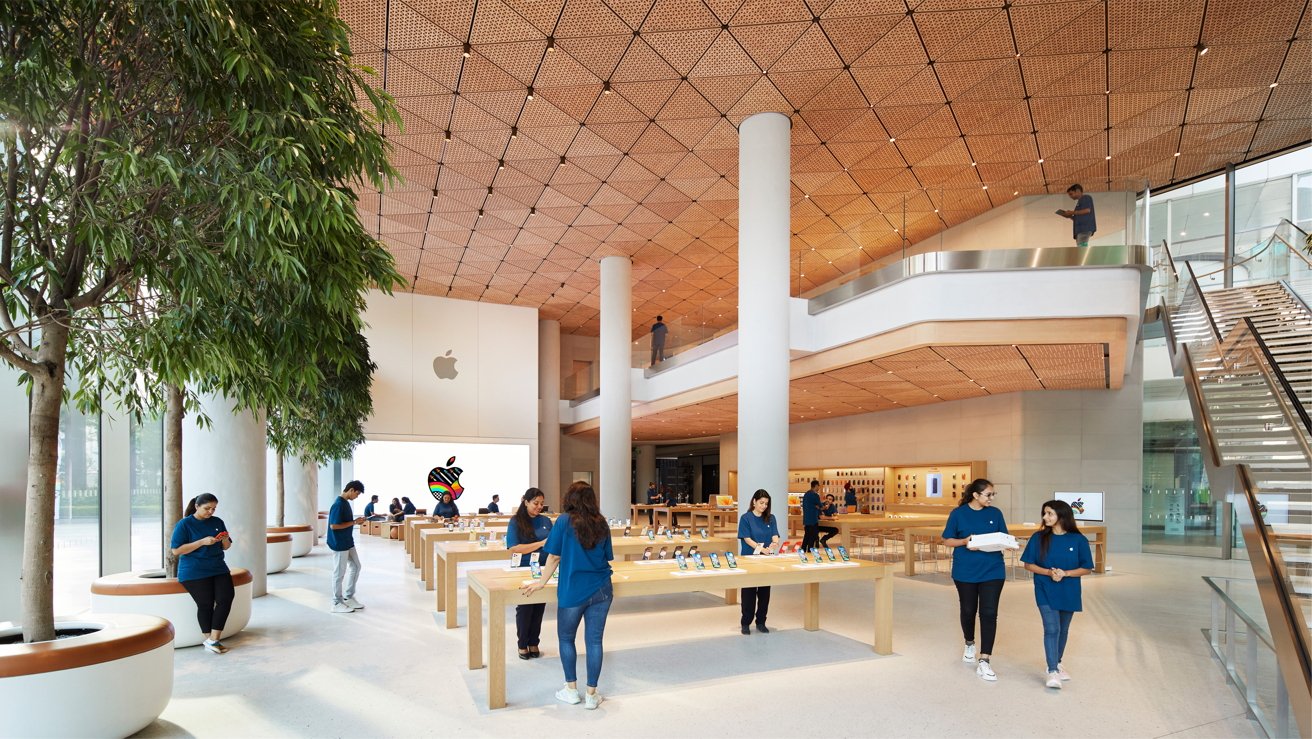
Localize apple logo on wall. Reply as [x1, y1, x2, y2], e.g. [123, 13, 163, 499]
[432, 350, 459, 380]
[429, 456, 465, 502]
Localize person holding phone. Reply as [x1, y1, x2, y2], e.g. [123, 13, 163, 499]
[170, 493, 236, 654]
[505, 488, 553, 660]
[737, 489, 781, 635]
[817, 493, 840, 547]
[941, 478, 1009, 681]
[1021, 500, 1094, 689]
[328, 481, 367, 613]
[522, 481, 614, 710]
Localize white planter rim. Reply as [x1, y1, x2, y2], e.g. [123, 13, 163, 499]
[0, 613, 173, 677]
[90, 567, 253, 596]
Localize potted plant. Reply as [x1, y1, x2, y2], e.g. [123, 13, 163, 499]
[0, 1, 397, 732]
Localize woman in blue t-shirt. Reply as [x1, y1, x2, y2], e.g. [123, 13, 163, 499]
[1021, 500, 1094, 689]
[433, 492, 460, 521]
[522, 481, 613, 710]
[940, 478, 1009, 681]
[401, 497, 417, 516]
[169, 493, 235, 654]
[505, 488, 553, 660]
[737, 489, 781, 635]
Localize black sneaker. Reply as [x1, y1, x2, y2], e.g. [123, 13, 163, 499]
[741, 625, 751, 635]
[756, 623, 770, 634]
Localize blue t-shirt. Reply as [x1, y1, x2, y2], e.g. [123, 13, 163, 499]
[505, 514, 553, 567]
[942, 505, 1009, 582]
[363, 501, 376, 517]
[802, 491, 821, 525]
[487, 502, 500, 513]
[327, 496, 355, 552]
[543, 513, 613, 608]
[737, 511, 780, 555]
[1021, 531, 1094, 612]
[822, 502, 837, 517]
[403, 501, 417, 515]
[434, 501, 460, 518]
[844, 489, 857, 508]
[170, 515, 231, 582]
[1072, 194, 1096, 236]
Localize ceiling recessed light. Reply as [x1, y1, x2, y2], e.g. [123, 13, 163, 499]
[1105, 155, 1111, 160]
[1174, 151, 1181, 157]
[1037, 158, 1044, 163]
[477, 209, 484, 218]
[1196, 43, 1208, 55]
[546, 36, 555, 51]
[498, 160, 504, 170]
[526, 86, 535, 100]
[444, 130, 451, 141]
[510, 126, 518, 139]
[971, 161, 977, 167]
[1203, 211, 1210, 217]
[982, 185, 988, 190]
[889, 137, 896, 142]
[559, 155, 566, 166]
[1270, 82, 1279, 88]
[462, 42, 471, 58]
[603, 80, 612, 94]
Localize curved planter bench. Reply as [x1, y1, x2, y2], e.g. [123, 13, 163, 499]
[316, 512, 327, 538]
[0, 613, 174, 738]
[267, 524, 314, 557]
[89, 568, 253, 648]
[267, 533, 292, 574]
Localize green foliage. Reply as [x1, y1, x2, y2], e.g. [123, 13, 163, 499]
[267, 330, 376, 464]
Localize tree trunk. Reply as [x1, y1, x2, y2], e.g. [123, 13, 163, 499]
[162, 384, 184, 578]
[21, 321, 69, 643]
[275, 453, 285, 528]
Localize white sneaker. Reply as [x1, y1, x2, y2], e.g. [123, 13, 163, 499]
[344, 597, 365, 610]
[976, 660, 997, 681]
[203, 639, 229, 654]
[962, 643, 977, 663]
[555, 686, 581, 705]
[1046, 671, 1062, 689]
[331, 602, 355, 613]
[584, 691, 604, 710]
[1057, 663, 1071, 680]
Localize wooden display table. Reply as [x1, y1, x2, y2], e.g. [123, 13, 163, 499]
[434, 536, 734, 628]
[631, 504, 662, 524]
[419, 524, 626, 591]
[466, 556, 895, 709]
[829, 514, 950, 549]
[901, 524, 1109, 576]
[653, 505, 712, 530]
[689, 508, 738, 531]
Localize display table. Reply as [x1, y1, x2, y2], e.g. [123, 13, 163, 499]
[419, 523, 627, 590]
[652, 505, 712, 530]
[434, 536, 735, 627]
[830, 513, 950, 549]
[465, 556, 895, 709]
[689, 508, 738, 531]
[631, 503, 662, 524]
[901, 524, 1109, 576]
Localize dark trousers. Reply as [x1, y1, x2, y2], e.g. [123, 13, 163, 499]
[180, 573, 235, 635]
[740, 586, 771, 627]
[817, 526, 838, 545]
[516, 603, 546, 649]
[801, 525, 819, 550]
[954, 579, 1005, 654]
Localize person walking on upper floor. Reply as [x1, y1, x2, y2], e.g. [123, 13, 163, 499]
[941, 478, 1009, 681]
[170, 493, 236, 654]
[1021, 499, 1094, 690]
[522, 481, 614, 710]
[328, 481, 367, 613]
[1058, 184, 1096, 247]
[650, 315, 668, 367]
[800, 480, 823, 551]
[506, 488, 553, 660]
[737, 489, 781, 635]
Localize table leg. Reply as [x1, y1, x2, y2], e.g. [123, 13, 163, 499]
[724, 588, 738, 605]
[444, 558, 459, 629]
[803, 582, 820, 631]
[903, 530, 916, 576]
[488, 598, 507, 710]
[1094, 538, 1106, 574]
[468, 587, 484, 670]
[873, 574, 893, 655]
[422, 539, 435, 587]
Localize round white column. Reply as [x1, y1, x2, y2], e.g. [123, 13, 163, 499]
[286, 458, 318, 531]
[538, 318, 562, 511]
[183, 394, 268, 596]
[635, 444, 657, 500]
[599, 255, 633, 519]
[737, 112, 791, 519]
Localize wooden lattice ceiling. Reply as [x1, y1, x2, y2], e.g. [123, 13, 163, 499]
[340, 0, 1311, 336]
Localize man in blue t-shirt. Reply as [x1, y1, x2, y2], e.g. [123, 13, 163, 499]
[487, 495, 500, 514]
[650, 316, 668, 367]
[1058, 184, 1096, 247]
[800, 480, 823, 550]
[327, 480, 366, 613]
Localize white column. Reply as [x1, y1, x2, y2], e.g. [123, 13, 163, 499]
[538, 319, 562, 511]
[737, 112, 791, 518]
[285, 458, 318, 529]
[100, 409, 132, 575]
[183, 394, 268, 596]
[635, 445, 657, 501]
[599, 255, 633, 519]
[0, 364, 27, 621]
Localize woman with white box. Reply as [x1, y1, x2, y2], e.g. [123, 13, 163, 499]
[940, 479, 1010, 681]
[1020, 500, 1094, 690]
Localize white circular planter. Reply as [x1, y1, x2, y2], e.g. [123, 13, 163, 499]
[89, 569, 253, 648]
[267, 533, 292, 574]
[316, 512, 327, 538]
[0, 613, 174, 739]
[268, 524, 314, 557]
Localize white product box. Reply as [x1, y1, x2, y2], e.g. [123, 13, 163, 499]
[967, 532, 1019, 552]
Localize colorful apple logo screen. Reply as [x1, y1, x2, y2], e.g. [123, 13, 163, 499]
[353, 440, 531, 513]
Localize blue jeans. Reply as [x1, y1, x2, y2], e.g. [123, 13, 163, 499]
[557, 582, 613, 688]
[1038, 603, 1074, 672]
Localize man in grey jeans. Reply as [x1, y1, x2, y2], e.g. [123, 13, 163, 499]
[327, 480, 366, 613]
[650, 315, 668, 367]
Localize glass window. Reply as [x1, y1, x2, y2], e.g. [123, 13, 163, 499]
[53, 402, 100, 616]
[130, 416, 164, 571]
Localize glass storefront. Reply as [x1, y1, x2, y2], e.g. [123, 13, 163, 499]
[53, 401, 100, 615]
[131, 416, 164, 571]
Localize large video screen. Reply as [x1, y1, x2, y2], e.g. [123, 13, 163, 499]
[1054, 491, 1105, 522]
[353, 439, 530, 514]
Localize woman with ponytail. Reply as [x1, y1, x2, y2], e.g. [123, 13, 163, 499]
[941, 478, 1009, 681]
[505, 488, 553, 659]
[170, 493, 235, 654]
[1021, 500, 1093, 689]
[522, 481, 613, 710]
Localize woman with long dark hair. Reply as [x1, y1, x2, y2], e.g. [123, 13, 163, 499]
[522, 481, 613, 710]
[170, 493, 235, 654]
[737, 489, 781, 634]
[1021, 500, 1093, 689]
[388, 497, 404, 522]
[505, 487, 553, 659]
[940, 478, 1009, 681]
[401, 496, 417, 516]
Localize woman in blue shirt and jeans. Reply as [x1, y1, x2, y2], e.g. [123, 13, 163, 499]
[1021, 500, 1093, 689]
[941, 478, 1009, 681]
[169, 493, 235, 654]
[522, 481, 613, 710]
[505, 487, 553, 660]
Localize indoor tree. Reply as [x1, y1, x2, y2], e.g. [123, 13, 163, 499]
[0, 0, 400, 642]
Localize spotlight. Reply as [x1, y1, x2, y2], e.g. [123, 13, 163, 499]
[463, 42, 471, 58]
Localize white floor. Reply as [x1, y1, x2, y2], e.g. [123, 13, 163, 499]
[138, 535, 1263, 738]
